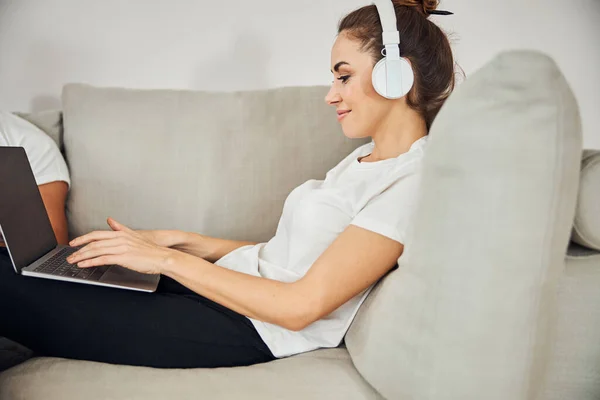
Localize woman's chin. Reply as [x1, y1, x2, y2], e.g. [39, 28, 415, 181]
[341, 130, 354, 139]
[341, 126, 364, 140]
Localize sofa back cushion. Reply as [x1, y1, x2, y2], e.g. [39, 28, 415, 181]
[61, 84, 368, 241]
[17, 106, 597, 253]
[571, 149, 600, 251]
[345, 50, 582, 399]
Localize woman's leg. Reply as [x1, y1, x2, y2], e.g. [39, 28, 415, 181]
[0, 250, 275, 368]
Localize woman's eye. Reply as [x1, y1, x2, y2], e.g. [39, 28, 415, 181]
[337, 75, 350, 84]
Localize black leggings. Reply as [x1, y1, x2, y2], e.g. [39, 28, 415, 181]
[0, 249, 276, 368]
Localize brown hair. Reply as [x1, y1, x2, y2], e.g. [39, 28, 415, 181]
[338, 0, 457, 131]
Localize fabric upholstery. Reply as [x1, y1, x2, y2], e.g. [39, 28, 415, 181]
[345, 49, 582, 400]
[0, 348, 382, 400]
[571, 150, 600, 251]
[15, 107, 598, 252]
[539, 243, 600, 400]
[60, 83, 369, 243]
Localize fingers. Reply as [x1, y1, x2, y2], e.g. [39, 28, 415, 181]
[107, 217, 133, 233]
[70, 230, 121, 247]
[76, 255, 119, 268]
[67, 239, 126, 265]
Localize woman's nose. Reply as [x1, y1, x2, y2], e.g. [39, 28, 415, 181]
[325, 86, 341, 106]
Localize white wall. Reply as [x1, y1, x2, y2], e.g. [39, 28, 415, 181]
[1, 0, 598, 147]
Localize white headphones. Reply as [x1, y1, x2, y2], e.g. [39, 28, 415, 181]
[372, 0, 415, 99]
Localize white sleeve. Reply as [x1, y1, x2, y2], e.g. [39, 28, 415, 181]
[350, 171, 422, 244]
[0, 111, 70, 188]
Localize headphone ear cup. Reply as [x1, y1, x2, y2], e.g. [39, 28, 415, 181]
[372, 57, 415, 99]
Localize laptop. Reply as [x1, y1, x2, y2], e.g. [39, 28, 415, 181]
[0, 146, 160, 292]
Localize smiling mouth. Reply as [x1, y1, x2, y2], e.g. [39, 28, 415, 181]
[337, 111, 351, 121]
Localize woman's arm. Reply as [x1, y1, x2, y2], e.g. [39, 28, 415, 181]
[68, 220, 402, 332]
[163, 251, 308, 330]
[168, 231, 259, 263]
[161, 225, 403, 331]
[39, 181, 69, 245]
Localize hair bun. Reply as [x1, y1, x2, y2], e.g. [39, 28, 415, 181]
[393, 0, 440, 17]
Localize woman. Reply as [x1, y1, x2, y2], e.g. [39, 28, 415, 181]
[0, 0, 455, 369]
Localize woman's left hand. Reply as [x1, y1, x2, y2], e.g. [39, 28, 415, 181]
[66, 217, 174, 275]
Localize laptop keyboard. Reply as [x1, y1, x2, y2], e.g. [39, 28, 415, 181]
[32, 247, 110, 281]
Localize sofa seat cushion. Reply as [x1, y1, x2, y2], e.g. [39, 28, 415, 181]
[540, 243, 600, 400]
[0, 348, 382, 400]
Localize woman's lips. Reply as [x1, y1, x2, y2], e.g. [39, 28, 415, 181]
[337, 111, 351, 121]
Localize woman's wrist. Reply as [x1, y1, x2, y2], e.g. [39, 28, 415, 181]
[160, 247, 187, 276]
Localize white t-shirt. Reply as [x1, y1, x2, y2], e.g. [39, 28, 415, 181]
[215, 135, 429, 358]
[0, 111, 71, 245]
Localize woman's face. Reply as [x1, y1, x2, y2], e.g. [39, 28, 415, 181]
[325, 32, 394, 139]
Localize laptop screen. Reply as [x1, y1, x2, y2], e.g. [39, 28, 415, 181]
[0, 147, 58, 272]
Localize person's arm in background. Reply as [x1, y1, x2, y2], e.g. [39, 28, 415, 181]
[0, 180, 67, 248]
[39, 181, 69, 245]
[0, 111, 72, 246]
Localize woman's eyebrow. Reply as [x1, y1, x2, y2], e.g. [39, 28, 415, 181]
[330, 61, 350, 74]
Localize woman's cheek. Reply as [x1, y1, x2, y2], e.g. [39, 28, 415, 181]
[361, 72, 377, 97]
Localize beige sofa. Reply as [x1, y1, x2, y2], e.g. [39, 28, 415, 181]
[1, 49, 599, 400]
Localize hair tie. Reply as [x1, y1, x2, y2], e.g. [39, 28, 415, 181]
[428, 10, 454, 15]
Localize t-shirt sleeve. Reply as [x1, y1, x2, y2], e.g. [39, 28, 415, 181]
[0, 111, 71, 188]
[25, 132, 71, 188]
[350, 171, 423, 244]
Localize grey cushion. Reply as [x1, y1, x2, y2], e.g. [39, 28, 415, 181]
[345, 49, 582, 400]
[60, 83, 369, 242]
[571, 150, 600, 251]
[0, 348, 382, 400]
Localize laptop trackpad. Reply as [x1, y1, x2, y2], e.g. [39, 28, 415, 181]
[99, 265, 160, 292]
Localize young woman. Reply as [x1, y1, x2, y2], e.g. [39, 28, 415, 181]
[0, 0, 455, 369]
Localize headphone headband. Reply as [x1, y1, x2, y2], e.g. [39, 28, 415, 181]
[372, 0, 412, 99]
[373, 0, 454, 47]
[374, 0, 400, 46]
[374, 0, 400, 61]
[370, 0, 452, 100]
